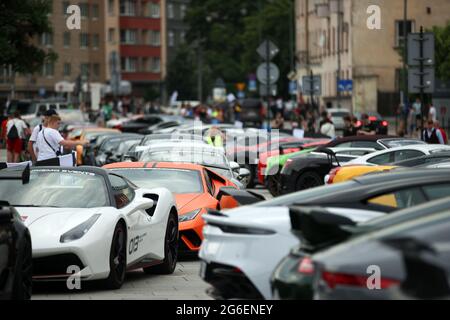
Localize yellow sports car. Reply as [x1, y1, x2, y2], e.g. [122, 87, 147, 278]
[326, 165, 397, 184]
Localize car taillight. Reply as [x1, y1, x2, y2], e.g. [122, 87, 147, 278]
[369, 116, 378, 121]
[382, 121, 388, 127]
[356, 121, 362, 127]
[327, 167, 341, 184]
[322, 271, 400, 289]
[114, 124, 122, 130]
[298, 257, 314, 275]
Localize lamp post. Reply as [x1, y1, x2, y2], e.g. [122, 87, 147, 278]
[336, 0, 342, 109]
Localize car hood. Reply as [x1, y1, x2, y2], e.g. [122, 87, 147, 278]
[175, 193, 204, 212]
[204, 206, 291, 235]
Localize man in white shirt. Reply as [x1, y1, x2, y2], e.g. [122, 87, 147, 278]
[6, 111, 29, 163]
[429, 104, 437, 122]
[28, 109, 58, 163]
[35, 115, 88, 166]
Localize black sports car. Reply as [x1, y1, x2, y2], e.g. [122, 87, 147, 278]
[0, 166, 32, 300]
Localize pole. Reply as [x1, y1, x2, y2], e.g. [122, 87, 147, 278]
[197, 38, 203, 103]
[266, 39, 271, 132]
[310, 70, 314, 109]
[402, 0, 408, 131]
[289, 0, 295, 106]
[419, 26, 425, 129]
[336, 0, 342, 109]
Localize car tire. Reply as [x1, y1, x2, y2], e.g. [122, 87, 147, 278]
[266, 173, 281, 197]
[295, 171, 323, 191]
[144, 212, 178, 275]
[104, 222, 127, 289]
[11, 235, 32, 300]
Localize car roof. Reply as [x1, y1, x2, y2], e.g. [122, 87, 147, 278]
[355, 144, 450, 161]
[353, 168, 450, 185]
[104, 162, 204, 171]
[326, 135, 396, 145]
[82, 128, 121, 133]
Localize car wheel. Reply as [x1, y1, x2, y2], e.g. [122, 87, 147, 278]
[104, 222, 127, 289]
[266, 173, 281, 197]
[11, 236, 32, 300]
[244, 164, 255, 188]
[295, 171, 323, 191]
[144, 212, 178, 275]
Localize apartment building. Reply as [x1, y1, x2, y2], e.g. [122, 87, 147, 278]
[295, 0, 450, 115]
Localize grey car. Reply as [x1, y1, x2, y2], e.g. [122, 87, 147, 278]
[312, 206, 450, 300]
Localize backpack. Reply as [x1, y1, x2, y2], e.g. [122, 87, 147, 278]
[7, 122, 19, 140]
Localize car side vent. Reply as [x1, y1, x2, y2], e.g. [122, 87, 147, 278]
[144, 194, 159, 217]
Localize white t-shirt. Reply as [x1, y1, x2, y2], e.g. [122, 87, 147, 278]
[6, 118, 28, 139]
[36, 128, 64, 161]
[30, 124, 46, 154]
[429, 106, 437, 122]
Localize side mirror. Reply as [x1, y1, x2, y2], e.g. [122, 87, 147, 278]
[128, 197, 154, 215]
[230, 161, 240, 172]
[238, 168, 251, 179]
[0, 206, 13, 224]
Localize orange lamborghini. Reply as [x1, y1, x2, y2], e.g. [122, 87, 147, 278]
[104, 162, 240, 253]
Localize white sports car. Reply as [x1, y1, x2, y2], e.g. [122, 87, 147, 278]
[0, 167, 179, 289]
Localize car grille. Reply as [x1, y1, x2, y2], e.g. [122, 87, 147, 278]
[33, 254, 84, 277]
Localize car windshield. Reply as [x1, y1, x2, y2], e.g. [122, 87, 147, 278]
[100, 138, 128, 152]
[7, 101, 37, 115]
[117, 139, 141, 154]
[254, 181, 357, 207]
[111, 168, 203, 194]
[141, 150, 228, 168]
[0, 170, 109, 208]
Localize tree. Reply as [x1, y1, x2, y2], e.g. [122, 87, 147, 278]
[0, 0, 56, 74]
[166, 44, 198, 100]
[432, 23, 450, 82]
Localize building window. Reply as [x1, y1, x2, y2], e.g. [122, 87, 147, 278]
[63, 32, 71, 47]
[93, 63, 100, 78]
[42, 62, 54, 77]
[149, 2, 160, 18]
[120, 0, 137, 16]
[151, 57, 161, 73]
[81, 63, 90, 77]
[92, 4, 99, 19]
[80, 33, 89, 48]
[92, 34, 100, 49]
[41, 32, 53, 47]
[109, 28, 116, 43]
[79, 3, 89, 18]
[121, 57, 138, 72]
[108, 0, 115, 15]
[167, 4, 174, 19]
[150, 30, 161, 46]
[395, 20, 414, 47]
[63, 63, 71, 77]
[168, 31, 175, 47]
[120, 29, 137, 44]
[180, 4, 187, 20]
[180, 31, 186, 44]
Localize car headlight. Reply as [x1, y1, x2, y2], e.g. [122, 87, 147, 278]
[179, 209, 201, 223]
[60, 214, 101, 243]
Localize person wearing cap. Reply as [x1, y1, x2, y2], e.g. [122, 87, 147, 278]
[28, 109, 58, 163]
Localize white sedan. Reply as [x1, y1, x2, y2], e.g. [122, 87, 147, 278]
[346, 144, 450, 166]
[0, 167, 178, 289]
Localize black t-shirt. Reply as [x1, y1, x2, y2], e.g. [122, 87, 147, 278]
[359, 122, 376, 133]
[343, 126, 358, 137]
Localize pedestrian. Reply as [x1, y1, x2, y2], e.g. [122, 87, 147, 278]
[272, 112, 285, 130]
[35, 115, 89, 166]
[434, 121, 448, 145]
[429, 104, 437, 122]
[28, 109, 58, 163]
[6, 112, 29, 163]
[319, 111, 336, 139]
[412, 98, 423, 128]
[205, 126, 225, 148]
[421, 119, 445, 145]
[343, 115, 357, 137]
[1, 114, 12, 149]
[357, 114, 376, 136]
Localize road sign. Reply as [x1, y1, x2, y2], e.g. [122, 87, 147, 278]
[289, 81, 298, 95]
[302, 75, 322, 96]
[338, 79, 353, 92]
[408, 67, 435, 94]
[257, 63, 280, 85]
[257, 40, 279, 61]
[259, 84, 277, 97]
[408, 33, 435, 67]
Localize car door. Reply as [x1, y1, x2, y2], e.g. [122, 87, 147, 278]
[109, 174, 153, 264]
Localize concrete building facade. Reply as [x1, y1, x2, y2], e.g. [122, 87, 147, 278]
[295, 0, 450, 115]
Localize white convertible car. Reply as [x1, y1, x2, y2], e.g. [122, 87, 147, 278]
[0, 167, 179, 289]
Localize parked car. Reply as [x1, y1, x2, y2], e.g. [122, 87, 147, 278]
[94, 134, 143, 166]
[6, 99, 72, 123]
[327, 108, 351, 132]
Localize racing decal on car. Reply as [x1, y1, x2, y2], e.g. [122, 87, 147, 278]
[129, 233, 147, 255]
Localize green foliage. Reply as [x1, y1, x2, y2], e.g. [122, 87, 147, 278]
[0, 0, 56, 74]
[167, 0, 295, 100]
[432, 23, 450, 81]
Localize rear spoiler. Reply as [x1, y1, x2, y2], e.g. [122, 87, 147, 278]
[217, 187, 266, 205]
[0, 164, 30, 184]
[289, 206, 355, 249]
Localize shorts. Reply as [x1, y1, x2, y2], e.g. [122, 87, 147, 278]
[7, 138, 23, 154]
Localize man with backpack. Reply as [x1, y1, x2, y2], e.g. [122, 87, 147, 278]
[28, 109, 58, 163]
[6, 111, 30, 163]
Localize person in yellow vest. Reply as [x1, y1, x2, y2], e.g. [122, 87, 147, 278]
[205, 126, 225, 148]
